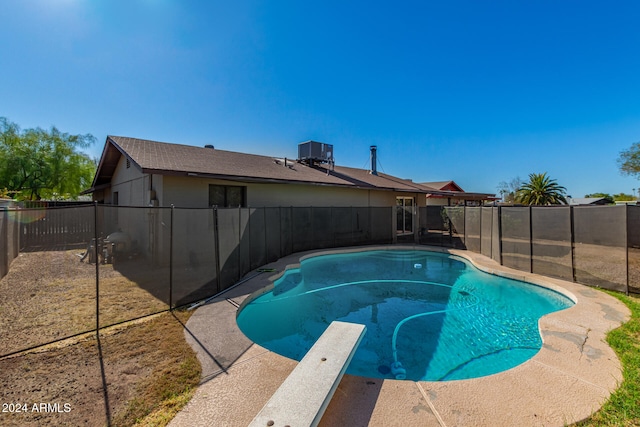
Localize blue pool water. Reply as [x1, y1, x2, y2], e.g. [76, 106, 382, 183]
[236, 250, 574, 381]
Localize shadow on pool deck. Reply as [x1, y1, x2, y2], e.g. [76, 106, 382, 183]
[168, 245, 631, 427]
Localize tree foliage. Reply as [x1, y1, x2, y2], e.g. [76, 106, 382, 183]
[0, 117, 96, 200]
[515, 172, 568, 205]
[497, 177, 523, 203]
[584, 193, 615, 204]
[584, 192, 636, 202]
[618, 142, 640, 178]
[614, 192, 636, 201]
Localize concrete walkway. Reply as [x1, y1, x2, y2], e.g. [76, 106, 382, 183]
[169, 245, 630, 427]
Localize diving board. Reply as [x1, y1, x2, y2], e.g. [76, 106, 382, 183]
[248, 321, 366, 427]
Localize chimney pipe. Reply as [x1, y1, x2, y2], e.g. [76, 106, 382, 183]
[370, 145, 378, 175]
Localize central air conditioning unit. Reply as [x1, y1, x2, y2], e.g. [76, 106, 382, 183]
[297, 141, 334, 166]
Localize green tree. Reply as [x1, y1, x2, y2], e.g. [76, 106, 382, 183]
[497, 177, 523, 203]
[618, 141, 640, 178]
[613, 192, 636, 201]
[515, 172, 568, 205]
[0, 117, 96, 200]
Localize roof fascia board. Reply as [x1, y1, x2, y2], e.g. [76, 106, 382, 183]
[86, 136, 143, 192]
[140, 168, 424, 192]
[88, 137, 115, 189]
[80, 182, 111, 195]
[106, 136, 143, 172]
[425, 190, 497, 199]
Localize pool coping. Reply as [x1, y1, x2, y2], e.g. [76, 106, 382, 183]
[169, 245, 631, 427]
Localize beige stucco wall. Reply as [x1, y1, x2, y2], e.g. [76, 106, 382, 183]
[160, 175, 424, 208]
[104, 163, 428, 211]
[104, 158, 166, 207]
[426, 197, 451, 206]
[108, 157, 148, 206]
[247, 182, 398, 207]
[97, 170, 429, 254]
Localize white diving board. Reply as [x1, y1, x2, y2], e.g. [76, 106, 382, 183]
[248, 321, 366, 427]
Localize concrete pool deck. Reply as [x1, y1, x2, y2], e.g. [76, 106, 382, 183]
[169, 245, 631, 427]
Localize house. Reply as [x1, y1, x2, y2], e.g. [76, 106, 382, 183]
[86, 136, 495, 209]
[84, 136, 495, 249]
[420, 181, 499, 206]
[567, 197, 613, 206]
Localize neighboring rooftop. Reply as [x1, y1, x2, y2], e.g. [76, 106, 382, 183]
[567, 197, 612, 206]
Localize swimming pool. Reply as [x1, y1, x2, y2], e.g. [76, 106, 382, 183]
[236, 249, 574, 381]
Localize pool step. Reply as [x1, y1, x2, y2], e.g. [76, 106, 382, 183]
[248, 321, 366, 427]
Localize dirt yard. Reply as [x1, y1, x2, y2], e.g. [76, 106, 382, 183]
[0, 311, 200, 426]
[0, 250, 202, 426]
[0, 250, 170, 356]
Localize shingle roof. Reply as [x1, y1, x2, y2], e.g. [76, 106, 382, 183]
[419, 181, 463, 191]
[89, 136, 430, 193]
[567, 197, 609, 205]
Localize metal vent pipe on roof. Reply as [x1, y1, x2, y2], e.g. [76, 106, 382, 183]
[370, 145, 378, 175]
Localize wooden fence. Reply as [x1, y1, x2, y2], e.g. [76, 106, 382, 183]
[19, 206, 94, 251]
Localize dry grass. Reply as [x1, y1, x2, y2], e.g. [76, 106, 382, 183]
[0, 249, 201, 426]
[0, 250, 169, 356]
[107, 310, 201, 427]
[0, 310, 201, 427]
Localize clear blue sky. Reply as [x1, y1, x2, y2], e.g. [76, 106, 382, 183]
[2, 0, 640, 198]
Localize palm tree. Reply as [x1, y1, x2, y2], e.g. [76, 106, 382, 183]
[516, 172, 568, 205]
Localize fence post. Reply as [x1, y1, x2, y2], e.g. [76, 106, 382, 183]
[263, 207, 268, 262]
[414, 204, 419, 244]
[462, 206, 466, 248]
[371, 206, 375, 244]
[94, 201, 100, 333]
[350, 206, 354, 246]
[498, 206, 503, 265]
[212, 207, 221, 293]
[237, 207, 242, 282]
[390, 206, 395, 244]
[529, 206, 533, 274]
[1, 208, 7, 280]
[310, 206, 315, 250]
[570, 206, 576, 283]
[247, 207, 253, 270]
[331, 207, 335, 247]
[488, 207, 492, 257]
[169, 205, 174, 309]
[278, 206, 283, 258]
[625, 205, 630, 296]
[289, 206, 293, 255]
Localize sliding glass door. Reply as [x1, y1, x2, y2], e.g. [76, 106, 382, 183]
[396, 197, 414, 235]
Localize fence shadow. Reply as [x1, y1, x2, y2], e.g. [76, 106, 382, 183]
[97, 335, 113, 427]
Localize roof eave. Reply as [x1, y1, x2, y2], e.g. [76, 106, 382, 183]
[141, 168, 370, 189]
[425, 190, 497, 200]
[140, 168, 432, 192]
[89, 136, 143, 189]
